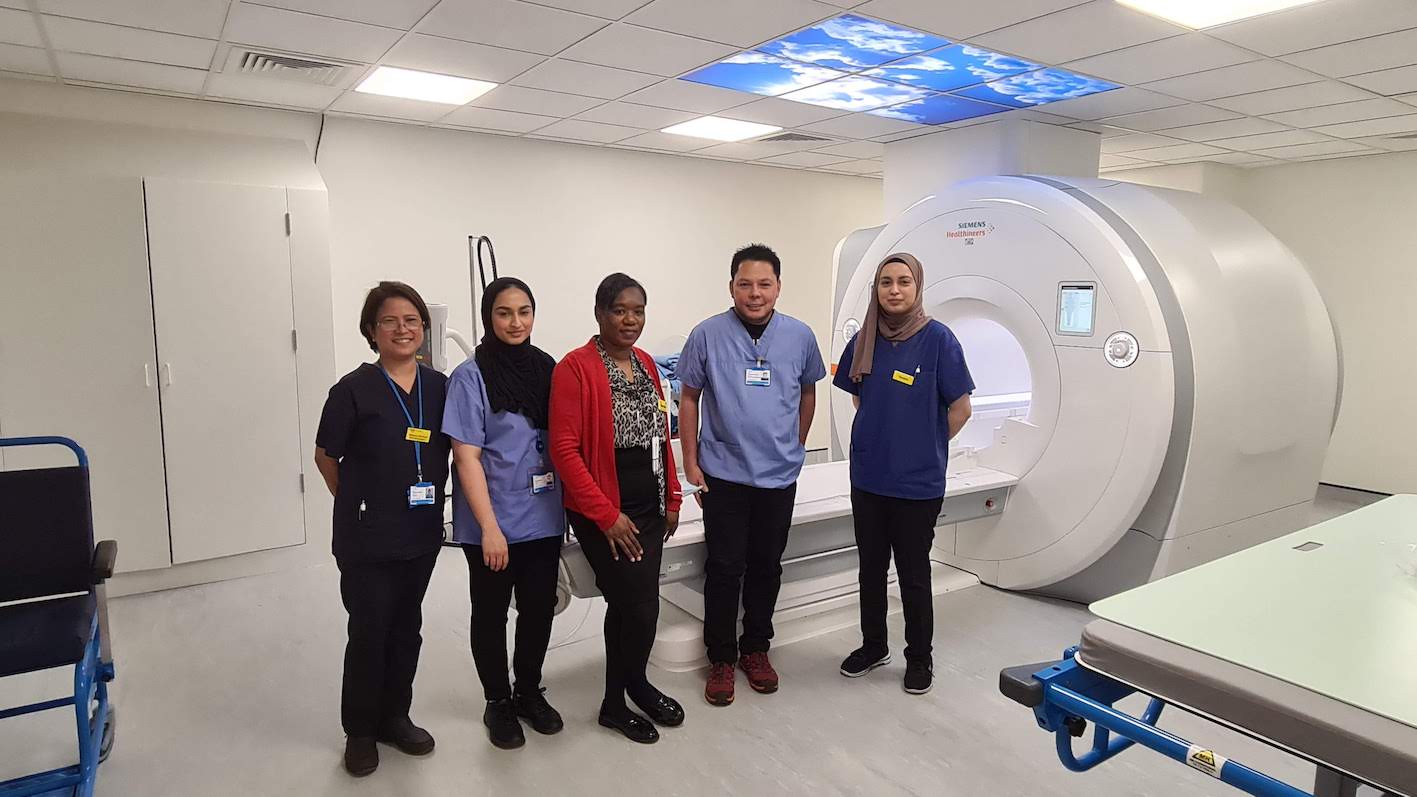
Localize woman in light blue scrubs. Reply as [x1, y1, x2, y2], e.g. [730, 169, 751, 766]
[443, 277, 566, 751]
[832, 253, 974, 697]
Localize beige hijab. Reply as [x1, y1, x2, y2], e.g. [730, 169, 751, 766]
[849, 252, 930, 383]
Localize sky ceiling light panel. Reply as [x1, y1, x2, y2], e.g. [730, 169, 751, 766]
[870, 94, 1013, 125]
[863, 45, 1041, 92]
[952, 68, 1121, 109]
[779, 75, 932, 112]
[681, 51, 846, 98]
[756, 14, 951, 71]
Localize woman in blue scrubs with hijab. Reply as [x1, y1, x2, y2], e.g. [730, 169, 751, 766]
[443, 277, 566, 751]
[832, 253, 973, 697]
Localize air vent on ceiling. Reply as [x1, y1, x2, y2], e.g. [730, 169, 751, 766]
[758, 132, 832, 143]
[225, 48, 352, 86]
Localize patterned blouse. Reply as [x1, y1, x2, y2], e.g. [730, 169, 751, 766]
[595, 337, 668, 516]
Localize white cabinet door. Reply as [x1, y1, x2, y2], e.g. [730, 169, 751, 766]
[144, 178, 306, 563]
[0, 174, 172, 572]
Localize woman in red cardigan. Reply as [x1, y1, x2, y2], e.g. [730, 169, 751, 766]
[549, 272, 684, 744]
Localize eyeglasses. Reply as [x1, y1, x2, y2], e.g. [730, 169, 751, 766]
[376, 316, 423, 331]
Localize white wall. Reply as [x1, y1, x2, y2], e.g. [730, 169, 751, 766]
[1232, 153, 1417, 495]
[317, 117, 882, 450]
[1109, 153, 1417, 494]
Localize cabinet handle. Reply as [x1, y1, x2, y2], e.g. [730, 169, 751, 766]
[143, 363, 153, 388]
[162, 362, 174, 386]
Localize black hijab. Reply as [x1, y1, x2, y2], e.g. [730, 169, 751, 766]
[474, 277, 556, 429]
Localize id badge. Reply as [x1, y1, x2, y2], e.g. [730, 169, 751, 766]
[531, 471, 556, 495]
[405, 427, 431, 443]
[408, 482, 436, 507]
[891, 370, 915, 386]
[745, 367, 771, 387]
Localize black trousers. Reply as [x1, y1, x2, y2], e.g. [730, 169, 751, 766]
[702, 475, 797, 664]
[850, 488, 943, 665]
[337, 552, 438, 737]
[568, 447, 665, 710]
[463, 535, 563, 702]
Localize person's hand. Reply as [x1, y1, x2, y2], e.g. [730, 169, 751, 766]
[482, 528, 509, 572]
[665, 510, 680, 541]
[684, 463, 708, 508]
[604, 513, 643, 562]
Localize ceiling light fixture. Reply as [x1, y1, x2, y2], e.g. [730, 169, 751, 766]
[1115, 0, 1329, 28]
[355, 66, 496, 105]
[662, 116, 783, 142]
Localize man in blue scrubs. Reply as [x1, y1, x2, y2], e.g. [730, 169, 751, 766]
[679, 244, 827, 707]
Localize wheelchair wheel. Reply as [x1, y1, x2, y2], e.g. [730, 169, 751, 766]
[99, 707, 116, 762]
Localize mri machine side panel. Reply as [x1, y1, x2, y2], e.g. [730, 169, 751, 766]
[1075, 180, 1338, 568]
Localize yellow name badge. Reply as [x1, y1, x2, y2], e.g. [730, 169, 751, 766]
[405, 427, 432, 443]
[892, 370, 915, 386]
[657, 398, 668, 413]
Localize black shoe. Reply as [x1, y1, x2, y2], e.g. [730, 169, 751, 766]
[598, 707, 659, 744]
[903, 660, 934, 695]
[840, 647, 891, 678]
[377, 716, 435, 755]
[629, 684, 685, 728]
[483, 699, 526, 750]
[513, 689, 564, 735]
[343, 735, 378, 777]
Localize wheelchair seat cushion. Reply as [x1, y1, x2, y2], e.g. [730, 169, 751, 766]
[0, 592, 96, 677]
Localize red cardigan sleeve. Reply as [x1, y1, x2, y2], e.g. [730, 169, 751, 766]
[549, 357, 619, 531]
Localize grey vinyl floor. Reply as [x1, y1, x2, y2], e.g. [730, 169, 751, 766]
[0, 487, 1386, 796]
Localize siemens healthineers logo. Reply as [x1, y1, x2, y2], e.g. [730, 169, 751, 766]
[947, 220, 995, 245]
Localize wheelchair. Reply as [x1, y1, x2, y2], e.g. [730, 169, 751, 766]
[0, 437, 118, 797]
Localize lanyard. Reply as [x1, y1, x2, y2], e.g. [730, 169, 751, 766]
[380, 365, 425, 482]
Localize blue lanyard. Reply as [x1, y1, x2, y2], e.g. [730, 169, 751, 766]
[380, 365, 424, 482]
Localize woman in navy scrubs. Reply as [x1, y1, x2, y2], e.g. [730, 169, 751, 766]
[832, 253, 973, 697]
[314, 281, 450, 777]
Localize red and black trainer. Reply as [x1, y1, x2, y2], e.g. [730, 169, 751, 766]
[738, 652, 780, 694]
[705, 662, 735, 706]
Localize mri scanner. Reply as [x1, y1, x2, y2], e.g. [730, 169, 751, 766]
[556, 174, 1339, 669]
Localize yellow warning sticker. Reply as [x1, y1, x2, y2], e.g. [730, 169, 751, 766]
[891, 370, 915, 386]
[1186, 745, 1227, 778]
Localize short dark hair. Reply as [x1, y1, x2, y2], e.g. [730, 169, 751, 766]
[731, 243, 781, 279]
[359, 281, 431, 352]
[594, 273, 646, 315]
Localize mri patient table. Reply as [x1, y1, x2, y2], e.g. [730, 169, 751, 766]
[1001, 495, 1417, 797]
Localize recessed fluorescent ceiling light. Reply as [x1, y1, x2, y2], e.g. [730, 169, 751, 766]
[1115, 0, 1329, 28]
[662, 116, 782, 142]
[680, 13, 1119, 124]
[355, 66, 496, 105]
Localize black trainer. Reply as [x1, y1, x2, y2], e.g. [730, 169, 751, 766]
[839, 647, 891, 678]
[903, 660, 934, 695]
[343, 735, 378, 777]
[598, 706, 659, 744]
[629, 684, 685, 728]
[483, 699, 526, 750]
[513, 689, 564, 735]
[377, 716, 435, 756]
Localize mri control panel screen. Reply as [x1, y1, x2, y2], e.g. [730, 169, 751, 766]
[1058, 284, 1096, 336]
